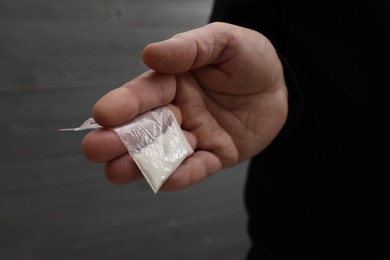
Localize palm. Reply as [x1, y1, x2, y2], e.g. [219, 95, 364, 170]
[174, 54, 286, 167]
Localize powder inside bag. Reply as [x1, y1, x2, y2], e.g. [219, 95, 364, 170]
[131, 122, 192, 193]
[113, 107, 193, 193]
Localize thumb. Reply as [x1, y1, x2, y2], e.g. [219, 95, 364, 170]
[141, 22, 231, 74]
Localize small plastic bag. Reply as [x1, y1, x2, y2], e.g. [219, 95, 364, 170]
[113, 106, 193, 193]
[60, 106, 193, 193]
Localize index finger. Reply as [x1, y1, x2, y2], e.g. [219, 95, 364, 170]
[93, 70, 177, 127]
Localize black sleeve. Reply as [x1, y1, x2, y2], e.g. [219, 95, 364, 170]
[273, 54, 305, 144]
[209, 1, 389, 259]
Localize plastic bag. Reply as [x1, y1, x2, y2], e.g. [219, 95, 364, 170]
[113, 106, 193, 193]
[60, 106, 193, 193]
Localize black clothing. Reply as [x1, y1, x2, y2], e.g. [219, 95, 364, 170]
[210, 1, 389, 259]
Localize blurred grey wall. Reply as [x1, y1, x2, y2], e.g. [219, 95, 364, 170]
[0, 0, 250, 259]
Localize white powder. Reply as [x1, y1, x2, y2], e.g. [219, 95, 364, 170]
[113, 107, 193, 193]
[132, 122, 193, 193]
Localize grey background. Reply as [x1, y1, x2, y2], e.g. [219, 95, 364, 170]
[0, 0, 250, 259]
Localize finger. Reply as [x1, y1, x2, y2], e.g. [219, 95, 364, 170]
[159, 150, 223, 192]
[82, 128, 126, 163]
[82, 105, 191, 163]
[142, 22, 235, 73]
[93, 71, 177, 127]
[83, 126, 196, 166]
[87, 124, 195, 164]
[104, 154, 144, 185]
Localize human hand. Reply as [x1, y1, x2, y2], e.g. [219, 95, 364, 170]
[82, 22, 288, 191]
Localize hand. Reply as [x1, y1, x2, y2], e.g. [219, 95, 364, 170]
[82, 22, 288, 191]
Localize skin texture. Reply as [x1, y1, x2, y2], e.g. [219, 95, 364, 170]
[82, 22, 288, 191]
